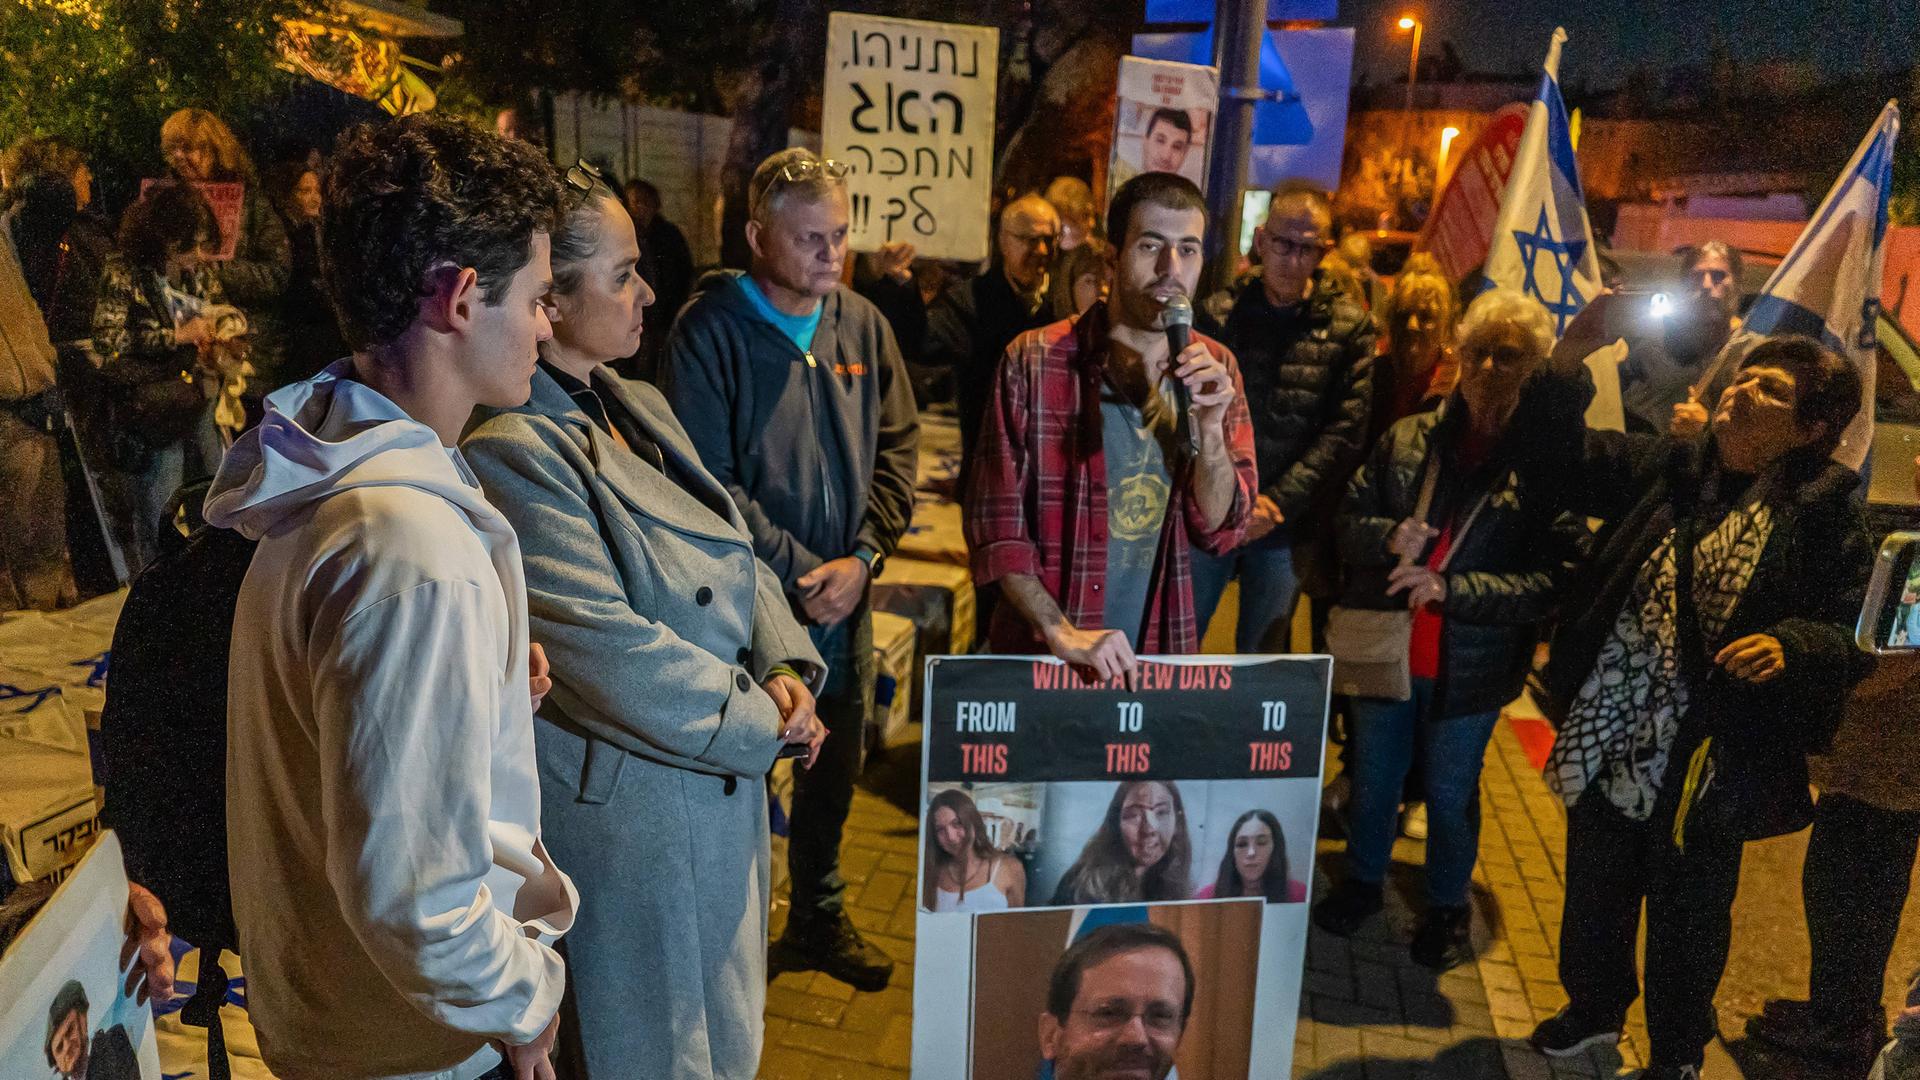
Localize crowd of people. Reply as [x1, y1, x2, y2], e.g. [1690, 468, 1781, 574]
[1, 96, 1913, 1080]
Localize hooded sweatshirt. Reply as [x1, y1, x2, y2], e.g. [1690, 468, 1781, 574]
[204, 360, 576, 1080]
[659, 271, 918, 594]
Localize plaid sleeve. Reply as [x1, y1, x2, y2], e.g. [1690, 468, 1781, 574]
[1186, 340, 1258, 555]
[964, 336, 1043, 584]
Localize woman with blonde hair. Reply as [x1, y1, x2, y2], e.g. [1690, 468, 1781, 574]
[159, 108, 291, 391]
[1370, 253, 1459, 444]
[461, 163, 826, 1079]
[1045, 237, 1109, 320]
[923, 788, 1027, 912]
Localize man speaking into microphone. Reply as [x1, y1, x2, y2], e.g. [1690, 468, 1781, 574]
[964, 172, 1257, 678]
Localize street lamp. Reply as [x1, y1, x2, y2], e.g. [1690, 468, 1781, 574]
[1395, 15, 1424, 200]
[1438, 125, 1460, 177]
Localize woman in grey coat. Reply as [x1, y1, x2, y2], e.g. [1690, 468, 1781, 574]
[462, 167, 828, 1080]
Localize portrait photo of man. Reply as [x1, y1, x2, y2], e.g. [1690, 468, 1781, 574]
[967, 902, 1260, 1080]
[1037, 922, 1194, 1080]
[1140, 108, 1194, 175]
[43, 981, 139, 1080]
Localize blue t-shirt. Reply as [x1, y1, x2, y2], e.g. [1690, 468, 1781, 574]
[1101, 384, 1176, 648]
[737, 274, 823, 354]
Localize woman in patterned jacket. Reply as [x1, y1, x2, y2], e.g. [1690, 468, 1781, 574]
[1524, 333, 1874, 1080]
[92, 181, 233, 571]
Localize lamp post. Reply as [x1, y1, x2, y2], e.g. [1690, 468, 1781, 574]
[1395, 15, 1423, 195]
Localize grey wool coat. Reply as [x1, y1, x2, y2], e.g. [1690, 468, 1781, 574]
[463, 366, 824, 1080]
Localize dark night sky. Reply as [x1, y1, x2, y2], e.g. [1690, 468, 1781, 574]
[1338, 0, 1918, 88]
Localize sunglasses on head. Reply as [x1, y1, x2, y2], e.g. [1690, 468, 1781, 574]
[753, 157, 851, 208]
[564, 159, 606, 198]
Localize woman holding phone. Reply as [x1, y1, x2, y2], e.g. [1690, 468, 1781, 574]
[462, 163, 826, 1080]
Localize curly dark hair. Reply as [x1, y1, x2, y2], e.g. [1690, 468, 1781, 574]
[322, 114, 566, 352]
[117, 181, 220, 273]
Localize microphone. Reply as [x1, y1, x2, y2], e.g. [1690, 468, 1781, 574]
[1162, 293, 1199, 452]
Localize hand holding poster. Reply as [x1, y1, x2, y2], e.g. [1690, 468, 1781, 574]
[913, 655, 1330, 1079]
[823, 13, 998, 262]
[1108, 57, 1219, 205]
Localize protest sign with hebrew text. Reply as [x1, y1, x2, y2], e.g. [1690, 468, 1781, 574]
[823, 12, 997, 261]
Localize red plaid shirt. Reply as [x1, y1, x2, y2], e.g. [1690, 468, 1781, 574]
[964, 303, 1257, 654]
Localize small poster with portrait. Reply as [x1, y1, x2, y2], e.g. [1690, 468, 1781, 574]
[912, 655, 1330, 1080]
[1107, 56, 1219, 205]
[0, 831, 162, 1080]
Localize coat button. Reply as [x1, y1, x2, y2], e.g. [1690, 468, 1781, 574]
[696, 586, 714, 606]
[737, 646, 752, 664]
[736, 672, 752, 693]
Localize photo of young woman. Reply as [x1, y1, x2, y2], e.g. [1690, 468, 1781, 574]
[923, 789, 1028, 913]
[1193, 809, 1308, 903]
[1049, 780, 1194, 905]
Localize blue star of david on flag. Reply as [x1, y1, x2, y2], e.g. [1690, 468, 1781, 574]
[1511, 207, 1590, 334]
[1479, 28, 1602, 340]
[72, 650, 110, 688]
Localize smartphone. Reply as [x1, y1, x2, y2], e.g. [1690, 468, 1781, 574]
[777, 741, 812, 759]
[1856, 531, 1920, 654]
[1599, 287, 1672, 340]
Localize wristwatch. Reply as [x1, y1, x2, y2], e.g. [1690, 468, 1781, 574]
[854, 544, 885, 579]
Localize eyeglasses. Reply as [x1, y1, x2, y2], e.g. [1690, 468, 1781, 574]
[1462, 344, 1538, 372]
[565, 159, 606, 197]
[778, 158, 850, 184]
[1076, 1002, 1184, 1036]
[1266, 233, 1332, 260]
[753, 157, 851, 210]
[1001, 228, 1058, 251]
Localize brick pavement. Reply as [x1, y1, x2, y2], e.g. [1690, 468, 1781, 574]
[760, 760, 921, 1079]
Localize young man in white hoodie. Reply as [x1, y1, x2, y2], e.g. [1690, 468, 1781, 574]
[203, 115, 577, 1080]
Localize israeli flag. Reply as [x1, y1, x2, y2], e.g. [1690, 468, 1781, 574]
[1480, 28, 1602, 338]
[1699, 101, 1899, 469]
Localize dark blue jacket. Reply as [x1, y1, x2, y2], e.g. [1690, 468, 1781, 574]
[659, 271, 918, 595]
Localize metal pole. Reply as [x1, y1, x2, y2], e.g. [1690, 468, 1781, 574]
[1203, 0, 1263, 295]
[1401, 20, 1422, 195]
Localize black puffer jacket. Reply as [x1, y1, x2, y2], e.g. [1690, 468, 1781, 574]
[1340, 398, 1590, 719]
[1533, 383, 1874, 841]
[1208, 273, 1376, 527]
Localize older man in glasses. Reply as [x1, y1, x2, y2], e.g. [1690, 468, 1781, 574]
[1190, 178, 1376, 654]
[925, 193, 1062, 489]
[661, 147, 918, 992]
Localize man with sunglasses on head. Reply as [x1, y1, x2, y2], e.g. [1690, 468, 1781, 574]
[1617, 240, 1746, 435]
[661, 147, 917, 992]
[1190, 179, 1376, 654]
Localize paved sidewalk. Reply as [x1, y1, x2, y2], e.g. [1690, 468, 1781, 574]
[1292, 713, 1646, 1080]
[759, 765, 921, 1079]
